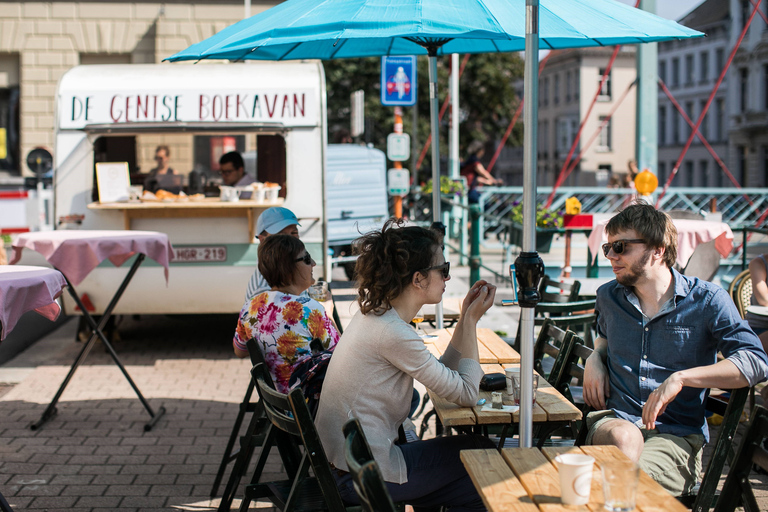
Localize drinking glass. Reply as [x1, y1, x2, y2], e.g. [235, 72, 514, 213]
[601, 461, 639, 511]
[308, 281, 329, 301]
[412, 310, 425, 336]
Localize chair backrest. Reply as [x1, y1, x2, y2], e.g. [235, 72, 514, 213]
[713, 405, 768, 512]
[682, 240, 721, 282]
[667, 209, 705, 220]
[533, 318, 574, 384]
[554, 334, 593, 405]
[342, 419, 397, 512]
[251, 363, 347, 511]
[246, 338, 268, 367]
[539, 275, 582, 303]
[728, 269, 749, 301]
[735, 273, 753, 320]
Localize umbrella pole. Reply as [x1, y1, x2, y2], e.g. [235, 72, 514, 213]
[428, 51, 444, 329]
[518, 0, 543, 449]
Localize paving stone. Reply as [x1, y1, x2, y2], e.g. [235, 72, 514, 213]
[78, 464, 122, 475]
[74, 496, 122, 507]
[0, 462, 43, 474]
[91, 474, 136, 485]
[60, 484, 108, 496]
[38, 463, 83, 475]
[28, 495, 80, 508]
[118, 464, 163, 475]
[131, 444, 171, 455]
[133, 474, 176, 485]
[29, 453, 71, 464]
[104, 484, 151, 496]
[118, 495, 168, 507]
[107, 455, 149, 465]
[148, 483, 193, 496]
[14, 484, 65, 496]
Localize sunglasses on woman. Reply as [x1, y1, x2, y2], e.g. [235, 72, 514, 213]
[601, 239, 646, 257]
[421, 262, 450, 279]
[295, 253, 314, 265]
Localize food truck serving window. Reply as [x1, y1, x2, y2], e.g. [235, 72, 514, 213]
[91, 133, 287, 201]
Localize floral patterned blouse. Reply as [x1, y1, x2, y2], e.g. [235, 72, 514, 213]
[234, 291, 340, 393]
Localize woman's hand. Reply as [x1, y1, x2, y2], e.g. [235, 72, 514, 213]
[462, 281, 496, 324]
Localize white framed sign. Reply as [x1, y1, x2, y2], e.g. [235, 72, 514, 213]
[95, 162, 130, 203]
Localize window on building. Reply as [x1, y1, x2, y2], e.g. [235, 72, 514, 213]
[700, 160, 709, 187]
[685, 54, 694, 86]
[673, 113, 681, 145]
[700, 51, 709, 83]
[565, 71, 572, 103]
[79, 53, 132, 65]
[597, 68, 611, 100]
[742, 0, 751, 30]
[658, 161, 667, 185]
[574, 70, 580, 100]
[763, 146, 768, 186]
[764, 64, 768, 110]
[542, 77, 549, 106]
[659, 106, 667, 146]
[738, 145, 747, 185]
[659, 60, 667, 83]
[685, 160, 695, 186]
[685, 101, 695, 142]
[0, 54, 20, 175]
[715, 48, 725, 78]
[740, 68, 749, 112]
[715, 98, 725, 141]
[597, 116, 612, 150]
[699, 99, 709, 141]
[554, 74, 560, 105]
[671, 58, 680, 87]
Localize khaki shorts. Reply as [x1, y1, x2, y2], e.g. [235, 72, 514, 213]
[585, 410, 705, 496]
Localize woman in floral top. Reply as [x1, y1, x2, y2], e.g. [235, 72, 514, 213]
[233, 235, 340, 393]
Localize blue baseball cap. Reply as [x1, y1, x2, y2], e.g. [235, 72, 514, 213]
[256, 207, 300, 235]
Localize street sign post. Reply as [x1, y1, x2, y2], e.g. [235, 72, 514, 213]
[387, 168, 410, 197]
[381, 56, 417, 106]
[387, 133, 410, 161]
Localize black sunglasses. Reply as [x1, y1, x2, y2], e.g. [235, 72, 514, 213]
[421, 262, 450, 279]
[602, 239, 646, 257]
[295, 253, 314, 265]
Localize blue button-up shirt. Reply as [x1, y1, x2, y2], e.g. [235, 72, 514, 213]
[596, 268, 768, 441]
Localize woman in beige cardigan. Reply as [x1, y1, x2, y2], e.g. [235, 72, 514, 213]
[315, 219, 496, 511]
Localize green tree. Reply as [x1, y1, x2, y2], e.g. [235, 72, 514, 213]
[324, 52, 524, 184]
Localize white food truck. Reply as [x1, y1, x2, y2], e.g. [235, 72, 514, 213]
[43, 62, 330, 316]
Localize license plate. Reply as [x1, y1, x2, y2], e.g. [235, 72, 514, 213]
[171, 246, 227, 262]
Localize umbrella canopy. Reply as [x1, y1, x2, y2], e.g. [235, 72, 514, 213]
[166, 0, 702, 446]
[166, 0, 701, 62]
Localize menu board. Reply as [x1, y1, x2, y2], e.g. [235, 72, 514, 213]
[95, 162, 130, 203]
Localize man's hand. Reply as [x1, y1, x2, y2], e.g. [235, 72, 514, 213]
[642, 373, 684, 430]
[583, 352, 610, 410]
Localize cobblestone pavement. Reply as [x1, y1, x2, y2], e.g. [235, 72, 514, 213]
[0, 256, 767, 510]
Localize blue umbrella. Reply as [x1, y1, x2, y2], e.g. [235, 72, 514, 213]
[167, 0, 702, 445]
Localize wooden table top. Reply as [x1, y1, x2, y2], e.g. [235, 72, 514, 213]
[461, 445, 688, 512]
[423, 329, 581, 427]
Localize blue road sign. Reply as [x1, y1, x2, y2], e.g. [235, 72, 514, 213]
[381, 56, 417, 106]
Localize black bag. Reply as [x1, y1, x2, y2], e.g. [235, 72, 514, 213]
[289, 339, 334, 416]
[479, 373, 506, 391]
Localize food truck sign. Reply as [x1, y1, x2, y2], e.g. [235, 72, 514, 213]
[60, 89, 318, 129]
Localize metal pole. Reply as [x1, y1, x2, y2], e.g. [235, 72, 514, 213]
[428, 51, 444, 329]
[450, 54, 460, 180]
[244, 0, 250, 18]
[520, 0, 541, 449]
[636, 0, 658, 175]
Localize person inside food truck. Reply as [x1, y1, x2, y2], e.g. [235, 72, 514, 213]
[219, 151, 256, 187]
[144, 145, 180, 193]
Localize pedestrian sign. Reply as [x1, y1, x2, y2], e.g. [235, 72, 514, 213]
[387, 168, 410, 196]
[381, 56, 417, 106]
[387, 133, 410, 162]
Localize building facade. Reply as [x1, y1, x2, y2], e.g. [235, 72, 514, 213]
[498, 47, 637, 187]
[0, 1, 279, 179]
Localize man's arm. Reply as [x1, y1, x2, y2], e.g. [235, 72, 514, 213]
[583, 335, 610, 410]
[642, 359, 747, 429]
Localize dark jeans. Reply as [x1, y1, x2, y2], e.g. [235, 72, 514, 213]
[334, 434, 494, 512]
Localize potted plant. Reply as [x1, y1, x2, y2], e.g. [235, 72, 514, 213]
[508, 201, 563, 253]
[423, 176, 465, 209]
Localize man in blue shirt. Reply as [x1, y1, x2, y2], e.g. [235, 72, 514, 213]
[583, 203, 768, 496]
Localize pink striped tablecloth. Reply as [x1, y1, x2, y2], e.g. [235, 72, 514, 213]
[588, 218, 734, 268]
[0, 265, 67, 340]
[10, 230, 173, 286]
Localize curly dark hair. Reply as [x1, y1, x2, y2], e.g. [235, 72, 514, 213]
[353, 218, 441, 315]
[258, 234, 305, 289]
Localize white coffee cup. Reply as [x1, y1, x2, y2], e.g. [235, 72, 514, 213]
[504, 368, 518, 396]
[220, 186, 241, 202]
[555, 453, 594, 505]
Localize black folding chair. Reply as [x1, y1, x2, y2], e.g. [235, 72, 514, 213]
[713, 405, 768, 512]
[343, 418, 398, 512]
[212, 339, 271, 512]
[241, 362, 350, 512]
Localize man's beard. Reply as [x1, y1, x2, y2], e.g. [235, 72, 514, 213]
[615, 249, 653, 287]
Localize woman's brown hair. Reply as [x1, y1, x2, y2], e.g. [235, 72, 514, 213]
[353, 218, 440, 314]
[258, 234, 305, 289]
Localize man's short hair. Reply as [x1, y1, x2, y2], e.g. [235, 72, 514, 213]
[606, 202, 678, 268]
[155, 145, 170, 157]
[219, 151, 244, 170]
[258, 234, 305, 288]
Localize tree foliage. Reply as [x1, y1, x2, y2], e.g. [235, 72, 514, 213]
[323, 52, 524, 183]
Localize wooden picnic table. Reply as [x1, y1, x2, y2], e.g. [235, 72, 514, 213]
[423, 329, 581, 429]
[461, 445, 688, 512]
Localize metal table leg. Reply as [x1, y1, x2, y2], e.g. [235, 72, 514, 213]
[30, 254, 166, 431]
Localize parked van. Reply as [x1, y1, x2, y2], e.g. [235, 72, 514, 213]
[326, 143, 389, 279]
[35, 62, 328, 316]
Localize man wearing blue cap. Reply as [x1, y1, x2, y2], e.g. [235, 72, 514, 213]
[244, 206, 301, 302]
